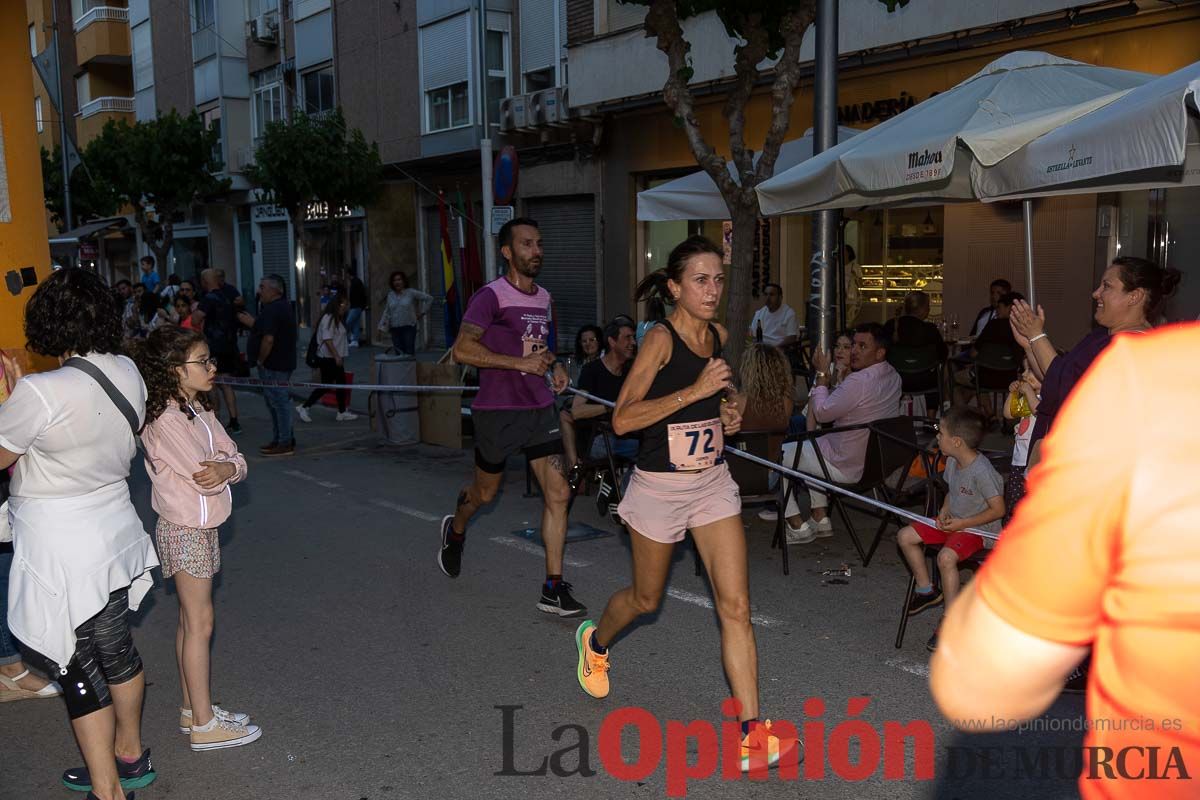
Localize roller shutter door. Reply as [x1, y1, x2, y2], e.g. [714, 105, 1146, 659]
[524, 196, 596, 353]
[260, 222, 292, 300]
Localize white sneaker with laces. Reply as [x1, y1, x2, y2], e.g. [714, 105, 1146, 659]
[336, 411, 359, 421]
[811, 517, 834, 538]
[179, 704, 251, 734]
[295, 404, 313, 423]
[785, 520, 817, 545]
[757, 507, 779, 521]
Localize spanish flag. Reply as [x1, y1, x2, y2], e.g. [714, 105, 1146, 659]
[438, 191, 461, 345]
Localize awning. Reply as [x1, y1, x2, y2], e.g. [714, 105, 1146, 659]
[48, 216, 130, 245]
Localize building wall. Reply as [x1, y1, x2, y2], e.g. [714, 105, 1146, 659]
[364, 181, 420, 344]
[148, 0, 195, 111]
[596, 8, 1200, 335]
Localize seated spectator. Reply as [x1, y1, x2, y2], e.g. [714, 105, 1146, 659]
[954, 291, 1026, 412]
[884, 290, 949, 362]
[897, 406, 1004, 652]
[777, 323, 902, 544]
[970, 278, 1012, 336]
[569, 325, 603, 384]
[562, 318, 639, 487]
[737, 343, 793, 432]
[748, 283, 799, 348]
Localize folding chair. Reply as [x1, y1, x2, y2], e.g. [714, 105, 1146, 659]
[972, 342, 1021, 421]
[888, 343, 944, 416]
[779, 416, 921, 567]
[728, 429, 790, 575]
[894, 544, 989, 649]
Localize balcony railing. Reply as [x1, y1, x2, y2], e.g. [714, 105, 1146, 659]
[78, 96, 135, 119]
[74, 5, 129, 32]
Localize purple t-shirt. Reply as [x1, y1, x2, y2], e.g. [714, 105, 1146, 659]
[463, 277, 555, 411]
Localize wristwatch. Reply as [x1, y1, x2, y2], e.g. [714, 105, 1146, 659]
[814, 371, 828, 380]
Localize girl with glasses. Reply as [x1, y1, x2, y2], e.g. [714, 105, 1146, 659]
[133, 326, 261, 751]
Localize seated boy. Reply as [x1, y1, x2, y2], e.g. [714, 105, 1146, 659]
[897, 405, 1005, 652]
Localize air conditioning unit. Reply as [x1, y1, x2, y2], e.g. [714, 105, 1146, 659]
[249, 11, 279, 45]
[530, 87, 568, 127]
[499, 94, 531, 132]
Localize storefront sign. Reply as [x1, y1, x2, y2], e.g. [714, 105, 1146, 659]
[305, 202, 361, 220]
[838, 91, 936, 126]
[252, 203, 289, 222]
[79, 241, 98, 260]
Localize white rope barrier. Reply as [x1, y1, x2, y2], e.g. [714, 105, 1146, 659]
[216, 376, 999, 541]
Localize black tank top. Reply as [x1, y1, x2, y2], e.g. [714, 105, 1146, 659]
[637, 320, 726, 473]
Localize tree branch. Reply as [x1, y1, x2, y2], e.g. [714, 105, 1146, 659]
[725, 11, 770, 202]
[752, 7, 814, 187]
[644, 0, 737, 201]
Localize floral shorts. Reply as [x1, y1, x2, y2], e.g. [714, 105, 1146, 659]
[155, 518, 220, 579]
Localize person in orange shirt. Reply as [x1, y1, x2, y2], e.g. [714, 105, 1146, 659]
[931, 324, 1200, 799]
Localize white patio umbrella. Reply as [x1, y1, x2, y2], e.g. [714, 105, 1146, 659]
[974, 61, 1200, 199]
[753, 52, 1155, 304]
[636, 127, 860, 221]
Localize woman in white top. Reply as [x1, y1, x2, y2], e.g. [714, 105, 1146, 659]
[378, 271, 432, 355]
[0, 268, 160, 799]
[297, 294, 358, 422]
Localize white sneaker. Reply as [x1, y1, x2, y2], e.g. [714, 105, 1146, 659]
[785, 520, 816, 545]
[811, 517, 834, 538]
[336, 411, 359, 421]
[757, 507, 779, 521]
[179, 704, 251, 734]
[295, 404, 312, 423]
[349, 340, 359, 348]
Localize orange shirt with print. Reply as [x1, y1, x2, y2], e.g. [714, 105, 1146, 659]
[976, 325, 1200, 799]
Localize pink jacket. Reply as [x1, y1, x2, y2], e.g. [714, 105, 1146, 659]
[140, 402, 248, 529]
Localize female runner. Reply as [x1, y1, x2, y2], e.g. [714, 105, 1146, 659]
[573, 236, 798, 771]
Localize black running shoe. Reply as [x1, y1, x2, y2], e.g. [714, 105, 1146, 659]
[595, 474, 613, 517]
[906, 589, 943, 617]
[437, 515, 463, 578]
[537, 581, 586, 617]
[62, 749, 156, 792]
[567, 463, 584, 492]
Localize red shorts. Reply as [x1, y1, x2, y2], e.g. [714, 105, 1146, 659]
[912, 521, 986, 561]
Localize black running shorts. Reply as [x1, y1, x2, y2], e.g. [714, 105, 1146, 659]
[473, 405, 564, 473]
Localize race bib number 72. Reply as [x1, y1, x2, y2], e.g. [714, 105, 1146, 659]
[667, 418, 723, 471]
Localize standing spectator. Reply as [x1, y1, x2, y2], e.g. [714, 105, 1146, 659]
[560, 318, 638, 479]
[1011, 257, 1181, 460]
[135, 326, 260, 751]
[842, 245, 862, 327]
[346, 265, 368, 348]
[777, 323, 902, 543]
[139, 255, 161, 295]
[969, 278, 1011, 336]
[240, 275, 297, 456]
[160, 274, 181, 302]
[193, 269, 242, 435]
[0, 268, 159, 799]
[178, 279, 198, 312]
[932, 325, 1200, 800]
[296, 295, 358, 422]
[748, 283, 799, 347]
[176, 296, 197, 330]
[378, 271, 432, 356]
[1001, 361, 1040, 525]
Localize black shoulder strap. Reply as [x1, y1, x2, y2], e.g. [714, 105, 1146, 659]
[708, 324, 723, 359]
[64, 357, 141, 435]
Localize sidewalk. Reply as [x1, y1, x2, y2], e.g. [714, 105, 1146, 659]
[279, 336, 445, 411]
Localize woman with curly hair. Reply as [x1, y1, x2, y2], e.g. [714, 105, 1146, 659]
[737, 342, 794, 432]
[133, 326, 259, 752]
[0, 268, 159, 799]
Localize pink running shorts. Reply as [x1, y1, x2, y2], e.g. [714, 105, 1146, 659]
[616, 462, 742, 543]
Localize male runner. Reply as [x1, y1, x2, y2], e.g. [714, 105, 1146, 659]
[438, 218, 584, 617]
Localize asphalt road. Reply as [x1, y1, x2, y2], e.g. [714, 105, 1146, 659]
[2, 386, 1088, 800]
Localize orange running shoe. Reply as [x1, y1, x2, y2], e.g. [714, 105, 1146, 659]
[575, 620, 610, 699]
[740, 720, 803, 773]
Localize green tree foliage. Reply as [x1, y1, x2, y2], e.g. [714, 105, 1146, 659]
[82, 110, 229, 269]
[40, 146, 121, 232]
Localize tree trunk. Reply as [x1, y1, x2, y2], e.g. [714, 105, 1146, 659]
[724, 202, 759, 371]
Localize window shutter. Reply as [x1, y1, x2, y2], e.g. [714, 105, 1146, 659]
[519, 0, 555, 75]
[422, 13, 471, 91]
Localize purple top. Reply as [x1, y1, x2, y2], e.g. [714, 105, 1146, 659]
[462, 277, 555, 411]
[1030, 326, 1110, 446]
